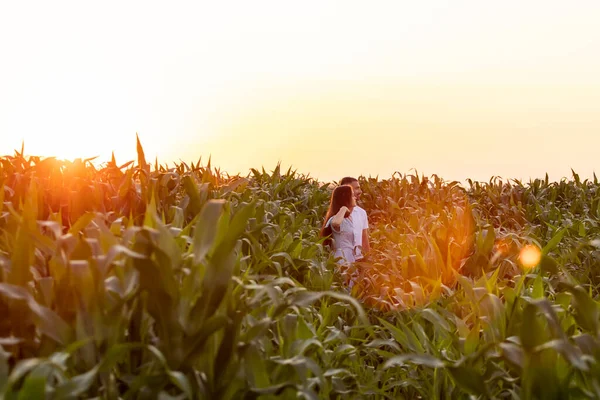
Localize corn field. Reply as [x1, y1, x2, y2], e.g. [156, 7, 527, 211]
[1, 140, 600, 399]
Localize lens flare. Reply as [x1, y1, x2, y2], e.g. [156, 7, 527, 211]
[519, 245, 541, 269]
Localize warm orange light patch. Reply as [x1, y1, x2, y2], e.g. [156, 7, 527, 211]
[519, 245, 541, 269]
[495, 238, 513, 255]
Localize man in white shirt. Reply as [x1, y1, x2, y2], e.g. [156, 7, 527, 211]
[340, 177, 370, 261]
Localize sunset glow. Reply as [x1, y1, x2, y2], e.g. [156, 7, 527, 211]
[2, 3, 600, 393]
[1, 2, 599, 181]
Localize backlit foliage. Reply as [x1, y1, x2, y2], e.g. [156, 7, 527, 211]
[1, 141, 600, 399]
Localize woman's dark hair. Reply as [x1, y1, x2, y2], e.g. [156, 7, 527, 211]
[320, 185, 354, 246]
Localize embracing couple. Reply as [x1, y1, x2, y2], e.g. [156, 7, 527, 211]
[320, 177, 370, 270]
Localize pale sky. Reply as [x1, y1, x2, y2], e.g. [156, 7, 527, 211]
[1, 1, 599, 182]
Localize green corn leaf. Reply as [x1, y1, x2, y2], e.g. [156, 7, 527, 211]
[244, 345, 270, 388]
[542, 228, 566, 256]
[3, 359, 43, 396]
[182, 175, 207, 217]
[0, 283, 72, 344]
[16, 369, 46, 400]
[532, 274, 544, 299]
[447, 365, 488, 397]
[481, 225, 495, 255]
[562, 284, 599, 334]
[192, 200, 226, 264]
[500, 342, 524, 369]
[0, 346, 8, 392]
[53, 366, 99, 399]
[166, 370, 193, 400]
[521, 303, 544, 351]
[420, 308, 451, 332]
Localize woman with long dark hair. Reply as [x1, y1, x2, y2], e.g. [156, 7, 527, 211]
[321, 185, 357, 265]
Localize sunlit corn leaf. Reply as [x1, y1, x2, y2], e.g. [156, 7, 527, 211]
[3, 359, 43, 396]
[136, 133, 147, 171]
[192, 200, 226, 264]
[464, 322, 480, 355]
[182, 175, 207, 217]
[8, 182, 37, 286]
[500, 341, 524, 369]
[196, 202, 255, 322]
[53, 365, 99, 399]
[68, 212, 96, 235]
[533, 339, 588, 371]
[420, 308, 451, 332]
[542, 228, 566, 256]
